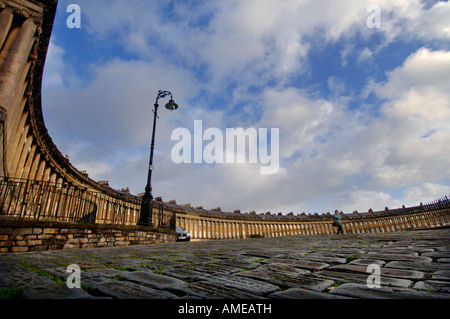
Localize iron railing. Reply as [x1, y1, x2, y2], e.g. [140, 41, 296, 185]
[0, 176, 176, 229]
[423, 195, 450, 210]
[2, 176, 447, 232]
[0, 177, 97, 223]
[153, 200, 177, 229]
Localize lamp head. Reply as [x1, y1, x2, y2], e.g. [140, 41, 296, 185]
[165, 99, 179, 111]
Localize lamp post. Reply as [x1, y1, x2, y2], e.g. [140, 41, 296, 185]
[138, 90, 179, 226]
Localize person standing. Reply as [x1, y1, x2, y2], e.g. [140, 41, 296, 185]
[333, 210, 344, 234]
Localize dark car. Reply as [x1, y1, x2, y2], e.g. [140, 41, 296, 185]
[176, 226, 191, 242]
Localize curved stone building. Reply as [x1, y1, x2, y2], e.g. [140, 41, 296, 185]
[0, 0, 448, 247]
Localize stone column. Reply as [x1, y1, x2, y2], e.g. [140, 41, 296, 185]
[0, 10, 14, 49]
[0, 106, 5, 176]
[198, 219, 203, 239]
[0, 18, 36, 110]
[415, 215, 422, 229]
[212, 220, 217, 239]
[20, 142, 36, 178]
[431, 211, 440, 227]
[26, 149, 41, 180]
[442, 210, 450, 225]
[217, 221, 221, 239]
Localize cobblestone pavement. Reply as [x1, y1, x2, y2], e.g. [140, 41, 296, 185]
[0, 228, 449, 300]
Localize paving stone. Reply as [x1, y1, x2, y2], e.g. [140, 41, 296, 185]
[366, 249, 419, 256]
[161, 267, 207, 282]
[21, 282, 96, 299]
[0, 261, 53, 288]
[364, 253, 432, 262]
[120, 270, 186, 290]
[431, 270, 450, 281]
[39, 266, 75, 281]
[437, 258, 450, 263]
[330, 264, 426, 280]
[423, 251, 450, 259]
[413, 281, 450, 293]
[259, 263, 311, 275]
[269, 287, 350, 299]
[76, 261, 105, 270]
[1, 228, 449, 299]
[124, 260, 176, 272]
[242, 252, 276, 259]
[329, 283, 450, 299]
[385, 260, 449, 272]
[264, 258, 329, 271]
[314, 270, 413, 288]
[89, 280, 177, 299]
[215, 258, 260, 270]
[201, 273, 281, 296]
[302, 255, 347, 264]
[80, 268, 128, 280]
[237, 266, 331, 291]
[325, 249, 368, 256]
[349, 259, 386, 267]
[406, 246, 435, 253]
[189, 263, 243, 274]
[185, 280, 263, 299]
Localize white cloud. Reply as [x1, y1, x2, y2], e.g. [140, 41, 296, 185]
[403, 183, 450, 206]
[409, 1, 450, 41]
[59, 0, 450, 90]
[340, 189, 402, 213]
[357, 47, 373, 64]
[42, 39, 66, 88]
[361, 0, 450, 44]
[42, 1, 450, 215]
[374, 48, 450, 100]
[368, 48, 450, 187]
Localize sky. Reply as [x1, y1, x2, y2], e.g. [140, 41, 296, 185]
[42, 0, 450, 215]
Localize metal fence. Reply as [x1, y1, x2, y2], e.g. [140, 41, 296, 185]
[0, 176, 176, 229]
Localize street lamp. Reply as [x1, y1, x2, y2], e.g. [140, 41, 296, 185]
[138, 90, 179, 226]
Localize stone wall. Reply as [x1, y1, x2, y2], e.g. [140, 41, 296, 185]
[0, 216, 176, 253]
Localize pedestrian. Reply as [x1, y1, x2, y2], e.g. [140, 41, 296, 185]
[333, 210, 343, 234]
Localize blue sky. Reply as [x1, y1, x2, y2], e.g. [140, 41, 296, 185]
[42, 0, 450, 215]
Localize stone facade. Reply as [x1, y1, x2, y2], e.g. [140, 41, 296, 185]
[175, 202, 450, 240]
[0, 0, 143, 225]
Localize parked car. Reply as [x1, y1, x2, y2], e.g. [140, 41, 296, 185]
[176, 226, 191, 242]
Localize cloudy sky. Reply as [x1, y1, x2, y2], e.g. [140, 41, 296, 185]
[42, 0, 450, 215]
